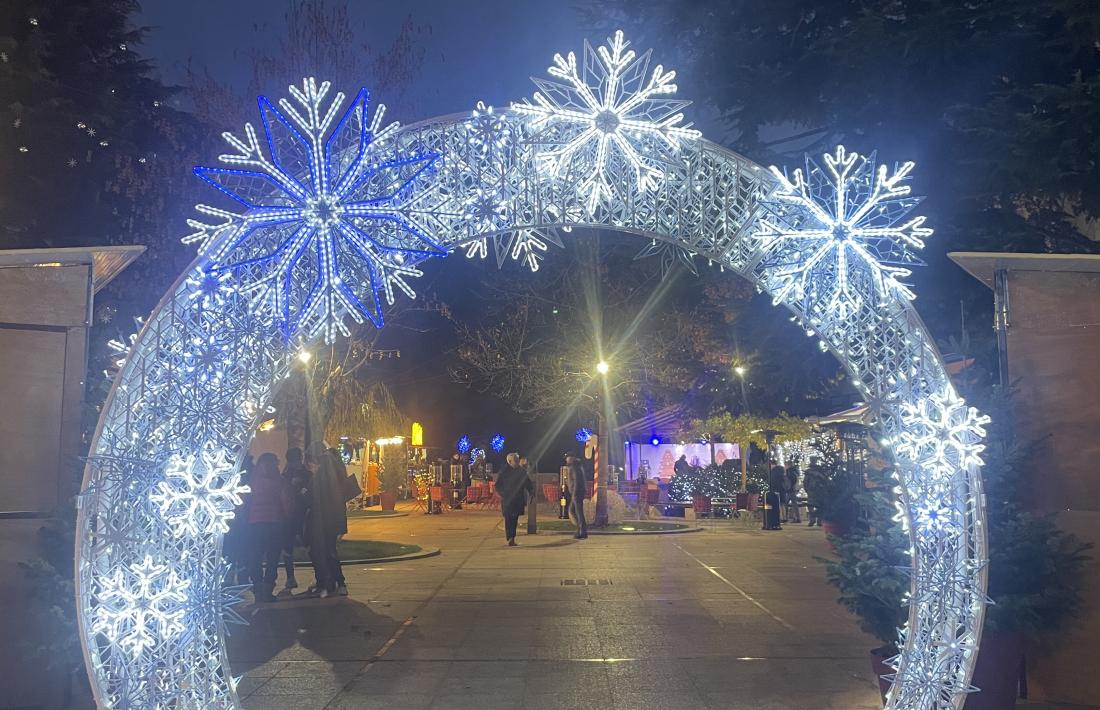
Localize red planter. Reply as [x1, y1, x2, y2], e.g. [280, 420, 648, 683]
[870, 648, 895, 703]
[379, 491, 397, 511]
[870, 633, 1024, 709]
[692, 495, 712, 514]
[963, 631, 1024, 710]
[821, 518, 851, 539]
[736, 493, 760, 511]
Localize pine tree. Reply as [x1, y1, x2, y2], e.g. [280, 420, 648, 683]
[0, 0, 203, 254]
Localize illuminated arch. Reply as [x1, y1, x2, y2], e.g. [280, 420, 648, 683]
[76, 31, 989, 710]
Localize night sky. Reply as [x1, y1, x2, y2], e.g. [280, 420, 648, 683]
[138, 0, 588, 121]
[134, 0, 602, 464]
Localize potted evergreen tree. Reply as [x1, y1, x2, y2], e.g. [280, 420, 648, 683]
[378, 444, 408, 511]
[823, 399, 1090, 707]
[823, 467, 910, 699]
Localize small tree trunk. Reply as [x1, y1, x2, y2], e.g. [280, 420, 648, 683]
[526, 461, 537, 534]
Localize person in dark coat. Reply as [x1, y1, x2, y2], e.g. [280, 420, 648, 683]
[673, 454, 690, 477]
[764, 465, 786, 530]
[496, 453, 534, 546]
[803, 459, 826, 527]
[280, 447, 311, 593]
[306, 445, 349, 597]
[566, 454, 589, 539]
[247, 453, 289, 603]
[785, 465, 802, 523]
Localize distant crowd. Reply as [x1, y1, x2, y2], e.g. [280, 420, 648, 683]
[225, 443, 354, 601]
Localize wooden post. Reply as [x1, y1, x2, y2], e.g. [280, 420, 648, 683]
[526, 459, 537, 535]
[740, 441, 749, 492]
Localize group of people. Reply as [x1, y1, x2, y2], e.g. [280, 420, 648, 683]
[764, 460, 826, 530]
[489, 452, 590, 545]
[226, 443, 351, 602]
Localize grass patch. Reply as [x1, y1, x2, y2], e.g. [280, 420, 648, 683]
[537, 520, 694, 534]
[292, 539, 421, 562]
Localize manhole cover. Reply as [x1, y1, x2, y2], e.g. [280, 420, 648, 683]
[560, 579, 612, 586]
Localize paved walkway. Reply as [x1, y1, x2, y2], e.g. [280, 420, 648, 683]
[228, 505, 882, 709]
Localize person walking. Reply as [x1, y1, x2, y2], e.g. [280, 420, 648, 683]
[635, 471, 650, 519]
[566, 455, 589, 539]
[785, 464, 802, 523]
[764, 464, 786, 530]
[496, 453, 534, 546]
[673, 454, 690, 478]
[246, 453, 289, 603]
[280, 447, 311, 594]
[306, 446, 349, 598]
[803, 458, 826, 527]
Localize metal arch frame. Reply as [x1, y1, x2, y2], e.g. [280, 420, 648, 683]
[75, 41, 988, 710]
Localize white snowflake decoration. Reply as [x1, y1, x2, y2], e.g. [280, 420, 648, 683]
[90, 555, 191, 658]
[513, 30, 701, 213]
[185, 78, 446, 342]
[151, 445, 248, 536]
[895, 386, 990, 483]
[755, 145, 933, 318]
[461, 102, 565, 272]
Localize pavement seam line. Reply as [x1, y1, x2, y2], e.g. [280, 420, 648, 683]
[320, 518, 499, 709]
[672, 541, 796, 631]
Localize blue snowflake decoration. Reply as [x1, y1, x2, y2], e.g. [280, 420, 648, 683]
[489, 433, 505, 452]
[456, 435, 471, 454]
[184, 78, 445, 342]
[575, 427, 592, 443]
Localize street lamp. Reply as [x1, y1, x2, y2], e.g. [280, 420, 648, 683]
[734, 365, 745, 377]
[596, 360, 609, 375]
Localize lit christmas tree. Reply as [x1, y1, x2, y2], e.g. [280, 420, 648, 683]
[657, 449, 675, 477]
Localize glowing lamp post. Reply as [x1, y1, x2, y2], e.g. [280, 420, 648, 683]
[594, 359, 610, 526]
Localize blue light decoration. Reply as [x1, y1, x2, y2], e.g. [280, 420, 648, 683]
[456, 435, 471, 454]
[489, 433, 505, 452]
[575, 427, 592, 443]
[650, 435, 661, 446]
[186, 78, 445, 342]
[469, 447, 486, 465]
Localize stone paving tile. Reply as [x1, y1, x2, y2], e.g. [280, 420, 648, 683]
[326, 692, 435, 709]
[232, 506, 882, 709]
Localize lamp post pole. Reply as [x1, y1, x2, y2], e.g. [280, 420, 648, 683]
[594, 360, 610, 527]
